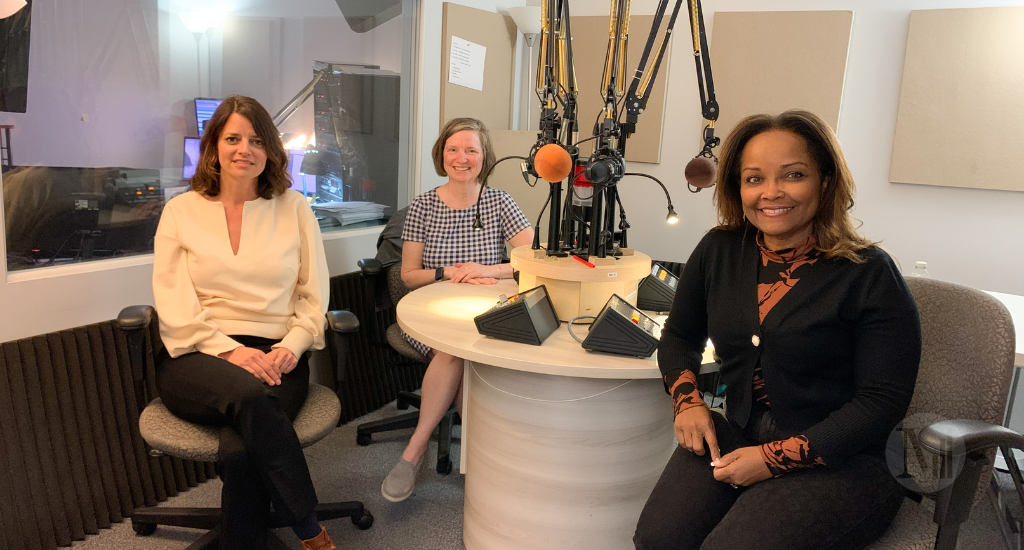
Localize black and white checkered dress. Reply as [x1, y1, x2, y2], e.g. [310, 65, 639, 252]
[400, 186, 531, 356]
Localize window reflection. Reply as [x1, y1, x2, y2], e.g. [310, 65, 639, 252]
[4, 167, 163, 270]
[2, 0, 411, 272]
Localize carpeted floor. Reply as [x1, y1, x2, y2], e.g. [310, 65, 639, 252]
[69, 404, 465, 550]
[69, 403, 1009, 550]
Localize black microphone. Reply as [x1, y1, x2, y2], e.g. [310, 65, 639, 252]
[685, 124, 721, 190]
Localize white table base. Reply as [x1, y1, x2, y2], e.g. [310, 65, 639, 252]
[462, 361, 675, 550]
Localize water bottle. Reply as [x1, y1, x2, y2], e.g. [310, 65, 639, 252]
[910, 261, 931, 278]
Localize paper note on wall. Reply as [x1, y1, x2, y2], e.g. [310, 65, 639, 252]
[448, 36, 486, 91]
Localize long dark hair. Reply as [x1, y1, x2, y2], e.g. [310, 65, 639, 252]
[190, 95, 291, 199]
[714, 109, 875, 262]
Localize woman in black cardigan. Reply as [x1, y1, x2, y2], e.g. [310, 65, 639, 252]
[634, 110, 921, 550]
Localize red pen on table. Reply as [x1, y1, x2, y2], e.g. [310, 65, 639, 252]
[572, 255, 595, 268]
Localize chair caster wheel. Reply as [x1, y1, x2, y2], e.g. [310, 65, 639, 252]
[353, 512, 374, 530]
[356, 433, 372, 446]
[437, 456, 453, 475]
[132, 521, 157, 536]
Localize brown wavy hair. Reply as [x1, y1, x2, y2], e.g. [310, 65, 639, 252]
[714, 109, 875, 262]
[190, 95, 291, 199]
[431, 117, 496, 183]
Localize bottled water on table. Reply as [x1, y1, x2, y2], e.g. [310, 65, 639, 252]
[910, 261, 931, 278]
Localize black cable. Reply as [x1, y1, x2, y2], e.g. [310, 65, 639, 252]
[42, 229, 87, 267]
[573, 135, 598, 148]
[531, 187, 552, 250]
[472, 155, 529, 231]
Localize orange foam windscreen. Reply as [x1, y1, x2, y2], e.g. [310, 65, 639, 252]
[534, 143, 573, 183]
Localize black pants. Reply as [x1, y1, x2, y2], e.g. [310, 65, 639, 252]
[634, 411, 905, 550]
[157, 336, 317, 550]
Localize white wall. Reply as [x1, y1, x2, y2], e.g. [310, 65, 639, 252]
[565, 0, 1024, 296]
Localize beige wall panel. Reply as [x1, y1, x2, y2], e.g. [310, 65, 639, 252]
[570, 15, 670, 164]
[708, 11, 852, 141]
[439, 3, 518, 131]
[890, 7, 1024, 193]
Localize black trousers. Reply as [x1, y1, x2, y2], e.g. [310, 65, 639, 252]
[157, 336, 318, 550]
[634, 410, 905, 550]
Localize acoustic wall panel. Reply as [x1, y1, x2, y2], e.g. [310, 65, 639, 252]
[890, 7, 1024, 193]
[0, 321, 215, 550]
[569, 15, 670, 164]
[708, 11, 852, 141]
[439, 3, 518, 131]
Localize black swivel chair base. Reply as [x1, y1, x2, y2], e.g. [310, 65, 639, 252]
[131, 501, 373, 550]
[356, 391, 459, 475]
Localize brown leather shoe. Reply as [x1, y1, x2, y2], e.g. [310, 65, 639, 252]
[300, 526, 336, 550]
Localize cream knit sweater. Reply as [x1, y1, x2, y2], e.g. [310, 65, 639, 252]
[152, 190, 329, 360]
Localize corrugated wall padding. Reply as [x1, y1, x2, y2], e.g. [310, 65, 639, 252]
[0, 321, 215, 549]
[330, 270, 428, 426]
[0, 270, 420, 548]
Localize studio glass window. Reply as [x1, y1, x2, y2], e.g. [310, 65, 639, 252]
[1, 0, 416, 273]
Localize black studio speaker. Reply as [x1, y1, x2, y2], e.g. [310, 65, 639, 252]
[637, 263, 678, 313]
[474, 285, 560, 346]
[581, 294, 661, 358]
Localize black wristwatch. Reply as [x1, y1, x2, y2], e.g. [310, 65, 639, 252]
[435, 267, 445, 281]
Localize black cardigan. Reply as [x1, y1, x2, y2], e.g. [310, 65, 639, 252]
[659, 227, 921, 466]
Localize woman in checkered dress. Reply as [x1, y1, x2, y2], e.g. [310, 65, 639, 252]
[381, 118, 534, 502]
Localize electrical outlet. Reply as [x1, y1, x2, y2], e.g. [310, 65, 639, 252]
[81, 114, 89, 122]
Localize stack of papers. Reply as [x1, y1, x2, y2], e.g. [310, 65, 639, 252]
[312, 201, 388, 225]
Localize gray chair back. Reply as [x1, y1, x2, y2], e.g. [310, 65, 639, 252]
[905, 277, 1015, 427]
[904, 277, 1017, 496]
[387, 261, 411, 304]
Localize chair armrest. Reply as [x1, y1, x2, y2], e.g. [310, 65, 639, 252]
[358, 258, 383, 276]
[326, 310, 358, 384]
[327, 310, 359, 334]
[921, 419, 1024, 456]
[116, 305, 155, 407]
[117, 305, 154, 331]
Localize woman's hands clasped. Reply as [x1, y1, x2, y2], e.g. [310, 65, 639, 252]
[219, 346, 298, 386]
[675, 406, 772, 488]
[447, 262, 498, 285]
[712, 446, 772, 487]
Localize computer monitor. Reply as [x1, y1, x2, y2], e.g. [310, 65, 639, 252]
[194, 98, 222, 137]
[182, 137, 201, 179]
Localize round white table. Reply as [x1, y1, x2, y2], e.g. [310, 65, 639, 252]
[397, 279, 714, 550]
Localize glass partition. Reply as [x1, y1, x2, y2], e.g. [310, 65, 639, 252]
[1, 0, 415, 272]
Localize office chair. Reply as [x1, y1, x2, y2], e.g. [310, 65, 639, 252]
[863, 277, 1022, 550]
[354, 258, 458, 475]
[117, 305, 374, 550]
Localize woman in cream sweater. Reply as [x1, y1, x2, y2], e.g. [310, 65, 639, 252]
[152, 96, 335, 550]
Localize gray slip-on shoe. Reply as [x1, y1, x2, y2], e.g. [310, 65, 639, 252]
[381, 457, 421, 502]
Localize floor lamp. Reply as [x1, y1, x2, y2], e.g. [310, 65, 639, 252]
[179, 10, 223, 97]
[509, 6, 541, 131]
